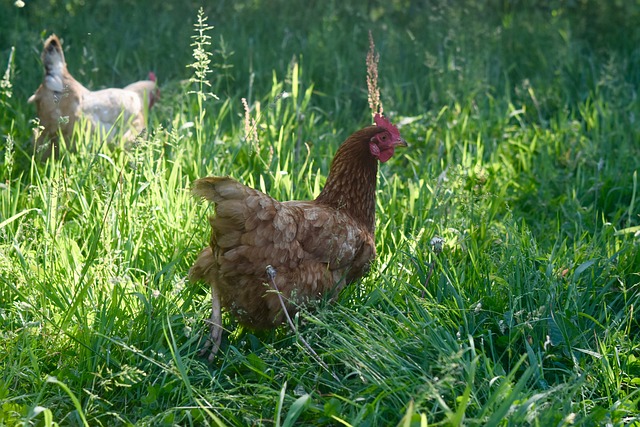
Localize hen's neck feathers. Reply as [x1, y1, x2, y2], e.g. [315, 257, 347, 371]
[314, 126, 381, 233]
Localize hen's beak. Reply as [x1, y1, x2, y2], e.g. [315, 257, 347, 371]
[394, 138, 408, 148]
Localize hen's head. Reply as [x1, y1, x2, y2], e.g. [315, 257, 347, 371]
[369, 114, 407, 162]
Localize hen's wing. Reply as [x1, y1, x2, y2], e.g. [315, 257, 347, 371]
[192, 176, 375, 328]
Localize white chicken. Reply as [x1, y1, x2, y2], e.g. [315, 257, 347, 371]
[28, 34, 158, 159]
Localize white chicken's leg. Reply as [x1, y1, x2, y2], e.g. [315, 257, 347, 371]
[199, 284, 222, 362]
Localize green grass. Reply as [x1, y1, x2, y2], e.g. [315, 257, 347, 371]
[1, 0, 640, 425]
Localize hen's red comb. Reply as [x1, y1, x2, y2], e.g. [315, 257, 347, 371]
[374, 114, 400, 140]
[148, 71, 157, 82]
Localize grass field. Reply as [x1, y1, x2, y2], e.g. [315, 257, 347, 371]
[1, 1, 640, 425]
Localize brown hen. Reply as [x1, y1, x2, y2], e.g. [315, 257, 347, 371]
[190, 114, 407, 360]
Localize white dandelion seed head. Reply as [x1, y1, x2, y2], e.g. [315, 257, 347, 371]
[430, 236, 445, 254]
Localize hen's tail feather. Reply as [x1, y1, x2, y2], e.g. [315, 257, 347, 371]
[192, 176, 247, 203]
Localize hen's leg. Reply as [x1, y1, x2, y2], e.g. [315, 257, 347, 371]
[199, 284, 222, 362]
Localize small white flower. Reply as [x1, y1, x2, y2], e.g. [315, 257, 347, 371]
[152, 289, 160, 299]
[294, 384, 306, 396]
[543, 334, 553, 350]
[15, 0, 25, 7]
[498, 319, 506, 334]
[430, 236, 445, 254]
